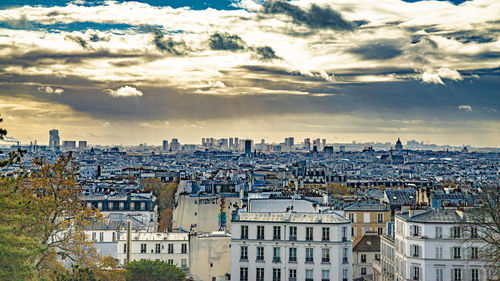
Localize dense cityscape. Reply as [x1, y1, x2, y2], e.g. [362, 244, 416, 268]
[1, 128, 499, 281]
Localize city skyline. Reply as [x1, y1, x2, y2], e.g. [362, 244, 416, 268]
[0, 0, 499, 146]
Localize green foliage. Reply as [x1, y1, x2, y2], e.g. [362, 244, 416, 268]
[124, 260, 186, 281]
[0, 178, 40, 281]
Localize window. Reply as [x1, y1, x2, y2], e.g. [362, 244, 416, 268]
[92, 232, 96, 241]
[289, 247, 297, 262]
[167, 259, 173, 264]
[289, 269, 297, 281]
[322, 227, 330, 241]
[436, 246, 443, 259]
[361, 254, 366, 263]
[123, 243, 127, 254]
[361, 267, 367, 275]
[453, 268, 462, 281]
[343, 268, 348, 280]
[306, 227, 314, 241]
[168, 243, 174, 254]
[155, 243, 161, 253]
[273, 247, 281, 263]
[306, 248, 314, 263]
[411, 225, 420, 237]
[436, 268, 443, 281]
[411, 244, 420, 257]
[322, 270, 330, 281]
[471, 269, 479, 281]
[112, 232, 116, 241]
[471, 247, 479, 259]
[130, 202, 135, 210]
[348, 213, 355, 222]
[273, 226, 281, 240]
[99, 232, 104, 242]
[256, 246, 264, 261]
[305, 269, 313, 281]
[352, 227, 356, 237]
[378, 227, 383, 235]
[181, 243, 187, 254]
[452, 226, 461, 238]
[411, 266, 420, 281]
[140, 243, 146, 253]
[240, 267, 248, 281]
[240, 246, 248, 260]
[453, 247, 461, 259]
[343, 248, 348, 263]
[342, 227, 347, 241]
[273, 268, 281, 281]
[436, 226, 443, 238]
[257, 226, 265, 240]
[241, 225, 248, 239]
[377, 213, 384, 223]
[471, 227, 478, 238]
[322, 248, 330, 263]
[256, 268, 264, 281]
[181, 258, 187, 268]
[140, 202, 145, 210]
[289, 226, 297, 240]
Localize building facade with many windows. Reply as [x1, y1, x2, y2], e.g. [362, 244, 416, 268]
[231, 211, 352, 281]
[392, 207, 489, 281]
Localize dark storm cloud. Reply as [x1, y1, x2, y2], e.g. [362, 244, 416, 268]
[0, 48, 160, 69]
[251, 46, 280, 61]
[262, 0, 356, 31]
[348, 40, 403, 60]
[208, 32, 247, 50]
[65, 35, 89, 49]
[444, 31, 496, 44]
[141, 25, 189, 56]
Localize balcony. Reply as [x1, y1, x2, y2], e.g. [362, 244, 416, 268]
[305, 257, 314, 263]
[322, 279, 330, 281]
[239, 257, 248, 262]
[256, 257, 264, 262]
[306, 279, 313, 281]
[272, 257, 281, 263]
[342, 237, 348, 242]
[289, 235, 297, 241]
[322, 258, 330, 263]
[289, 257, 297, 262]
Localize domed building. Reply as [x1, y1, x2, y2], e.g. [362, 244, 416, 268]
[395, 138, 403, 151]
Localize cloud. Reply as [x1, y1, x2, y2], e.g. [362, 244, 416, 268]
[252, 46, 280, 61]
[458, 105, 472, 112]
[37, 86, 64, 94]
[142, 25, 189, 56]
[208, 32, 247, 51]
[348, 40, 403, 60]
[104, 86, 143, 97]
[420, 68, 463, 84]
[65, 35, 88, 49]
[262, 0, 356, 31]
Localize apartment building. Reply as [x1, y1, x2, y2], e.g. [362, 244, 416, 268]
[117, 232, 189, 269]
[231, 210, 352, 281]
[392, 207, 489, 281]
[344, 202, 391, 243]
[352, 232, 380, 280]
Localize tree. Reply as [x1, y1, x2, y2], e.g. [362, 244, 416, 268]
[124, 260, 185, 281]
[327, 183, 349, 196]
[142, 178, 178, 231]
[19, 154, 115, 278]
[464, 185, 500, 279]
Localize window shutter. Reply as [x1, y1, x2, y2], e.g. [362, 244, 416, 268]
[450, 247, 454, 259]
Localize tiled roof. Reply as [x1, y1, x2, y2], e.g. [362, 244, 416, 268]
[344, 202, 389, 211]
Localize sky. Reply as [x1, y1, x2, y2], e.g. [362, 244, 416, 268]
[0, 0, 499, 146]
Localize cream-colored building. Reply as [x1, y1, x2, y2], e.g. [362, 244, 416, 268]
[343, 202, 391, 243]
[189, 231, 231, 281]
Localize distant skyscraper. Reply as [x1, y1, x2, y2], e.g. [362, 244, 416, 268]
[63, 140, 76, 151]
[234, 137, 239, 149]
[49, 129, 60, 151]
[322, 139, 326, 150]
[261, 139, 265, 144]
[229, 138, 234, 148]
[162, 140, 169, 151]
[171, 138, 180, 151]
[304, 138, 310, 150]
[201, 138, 206, 147]
[285, 137, 294, 147]
[244, 140, 252, 155]
[78, 141, 87, 151]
